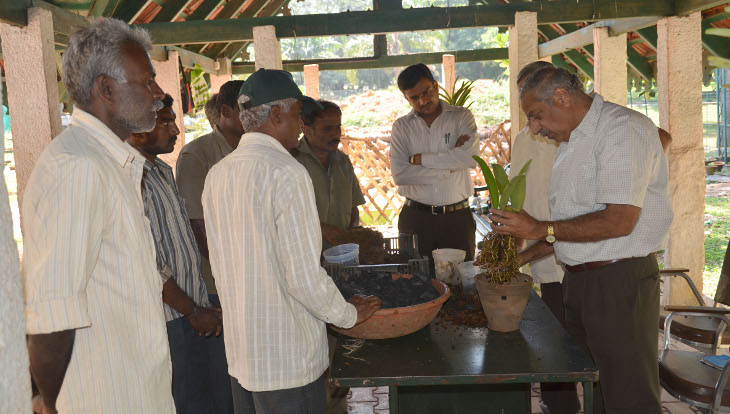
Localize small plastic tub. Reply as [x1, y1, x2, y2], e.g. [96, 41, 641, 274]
[456, 261, 480, 293]
[432, 248, 466, 284]
[323, 244, 360, 266]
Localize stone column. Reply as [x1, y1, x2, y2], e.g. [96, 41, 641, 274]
[442, 54, 455, 96]
[0, 72, 32, 414]
[209, 57, 232, 94]
[0, 7, 62, 209]
[593, 27, 627, 106]
[508, 11, 538, 143]
[304, 64, 320, 99]
[152, 50, 185, 166]
[657, 13, 705, 305]
[253, 25, 283, 70]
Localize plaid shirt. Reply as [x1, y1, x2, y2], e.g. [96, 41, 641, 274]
[139, 155, 211, 321]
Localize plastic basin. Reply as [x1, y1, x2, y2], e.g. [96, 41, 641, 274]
[432, 248, 466, 284]
[332, 279, 450, 339]
[324, 243, 360, 266]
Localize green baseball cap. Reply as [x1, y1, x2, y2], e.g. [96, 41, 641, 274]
[238, 69, 322, 113]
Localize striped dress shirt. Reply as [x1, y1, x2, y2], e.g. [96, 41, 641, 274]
[22, 109, 175, 413]
[202, 132, 357, 392]
[137, 155, 211, 321]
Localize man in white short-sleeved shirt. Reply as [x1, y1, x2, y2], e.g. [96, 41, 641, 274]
[490, 67, 672, 414]
[390, 63, 479, 262]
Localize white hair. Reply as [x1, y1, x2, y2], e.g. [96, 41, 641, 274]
[62, 18, 153, 107]
[237, 96, 298, 131]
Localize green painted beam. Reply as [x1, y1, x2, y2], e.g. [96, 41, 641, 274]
[203, 0, 270, 59]
[231, 48, 507, 74]
[136, 1, 675, 46]
[675, 0, 729, 16]
[626, 44, 653, 81]
[152, 0, 190, 22]
[88, 0, 114, 17]
[221, 0, 287, 60]
[703, 19, 730, 60]
[551, 54, 578, 75]
[0, 0, 29, 26]
[705, 11, 730, 24]
[110, 0, 149, 22]
[635, 26, 657, 50]
[184, 0, 250, 54]
[538, 25, 594, 80]
[186, 0, 223, 21]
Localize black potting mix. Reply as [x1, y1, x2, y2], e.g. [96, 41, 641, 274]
[334, 270, 440, 309]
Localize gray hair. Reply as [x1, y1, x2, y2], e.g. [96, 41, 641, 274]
[516, 61, 554, 85]
[519, 67, 583, 105]
[62, 18, 153, 107]
[237, 96, 298, 131]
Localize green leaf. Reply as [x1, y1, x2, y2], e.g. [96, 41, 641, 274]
[498, 176, 519, 210]
[509, 175, 527, 212]
[473, 155, 499, 208]
[492, 163, 509, 191]
[517, 159, 533, 177]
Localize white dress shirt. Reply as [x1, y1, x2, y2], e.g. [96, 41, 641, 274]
[549, 94, 673, 266]
[390, 101, 479, 206]
[22, 109, 174, 413]
[509, 127, 564, 284]
[202, 132, 357, 392]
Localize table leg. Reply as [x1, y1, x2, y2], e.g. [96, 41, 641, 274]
[583, 381, 593, 414]
[389, 386, 399, 414]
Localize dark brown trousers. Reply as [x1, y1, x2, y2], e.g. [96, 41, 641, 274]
[562, 254, 661, 414]
[397, 204, 476, 262]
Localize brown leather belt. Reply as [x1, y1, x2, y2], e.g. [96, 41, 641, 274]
[405, 198, 470, 215]
[564, 257, 634, 273]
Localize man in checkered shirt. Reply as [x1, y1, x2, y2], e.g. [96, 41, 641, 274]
[490, 66, 673, 414]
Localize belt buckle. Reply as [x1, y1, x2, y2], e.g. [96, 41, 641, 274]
[431, 205, 444, 215]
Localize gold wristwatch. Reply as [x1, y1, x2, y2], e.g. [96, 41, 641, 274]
[546, 222, 556, 244]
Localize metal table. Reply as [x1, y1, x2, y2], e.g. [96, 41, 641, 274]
[330, 290, 598, 413]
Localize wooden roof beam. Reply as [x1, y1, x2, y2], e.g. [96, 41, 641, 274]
[231, 48, 507, 74]
[135, 1, 676, 46]
[675, 0, 730, 16]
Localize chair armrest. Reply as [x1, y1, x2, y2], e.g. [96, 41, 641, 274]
[664, 312, 730, 353]
[660, 268, 691, 274]
[663, 306, 730, 314]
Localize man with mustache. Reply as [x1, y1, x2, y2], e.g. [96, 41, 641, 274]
[490, 66, 673, 414]
[126, 94, 224, 414]
[293, 100, 365, 248]
[390, 63, 479, 263]
[22, 18, 174, 413]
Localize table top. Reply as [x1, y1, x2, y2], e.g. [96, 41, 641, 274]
[330, 290, 598, 387]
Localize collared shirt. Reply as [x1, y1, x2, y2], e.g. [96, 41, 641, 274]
[509, 127, 564, 284]
[176, 126, 234, 294]
[549, 94, 673, 266]
[22, 109, 174, 413]
[390, 101, 479, 206]
[292, 138, 366, 230]
[202, 132, 357, 392]
[137, 155, 211, 322]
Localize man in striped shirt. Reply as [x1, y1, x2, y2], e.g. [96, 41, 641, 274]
[127, 94, 225, 414]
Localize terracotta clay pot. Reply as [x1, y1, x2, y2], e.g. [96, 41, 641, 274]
[475, 273, 533, 332]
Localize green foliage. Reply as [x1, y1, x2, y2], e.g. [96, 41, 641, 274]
[703, 197, 730, 297]
[439, 77, 474, 109]
[472, 155, 531, 213]
[341, 110, 382, 128]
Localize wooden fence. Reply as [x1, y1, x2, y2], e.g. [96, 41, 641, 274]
[341, 120, 512, 225]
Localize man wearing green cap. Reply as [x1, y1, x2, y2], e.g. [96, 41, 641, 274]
[202, 69, 382, 414]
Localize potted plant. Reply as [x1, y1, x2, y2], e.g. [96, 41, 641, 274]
[472, 155, 533, 332]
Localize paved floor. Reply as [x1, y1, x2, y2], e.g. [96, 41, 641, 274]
[344, 331, 706, 413]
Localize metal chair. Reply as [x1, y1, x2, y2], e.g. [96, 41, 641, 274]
[659, 310, 730, 413]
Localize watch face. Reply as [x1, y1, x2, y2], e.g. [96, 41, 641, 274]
[546, 235, 556, 243]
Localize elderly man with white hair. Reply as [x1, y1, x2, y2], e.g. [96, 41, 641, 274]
[22, 18, 173, 414]
[202, 69, 382, 414]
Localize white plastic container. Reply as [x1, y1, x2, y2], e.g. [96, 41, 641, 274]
[323, 244, 360, 266]
[456, 261, 480, 293]
[432, 248, 466, 284]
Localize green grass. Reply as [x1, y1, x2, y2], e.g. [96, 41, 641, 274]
[359, 208, 395, 226]
[703, 197, 730, 297]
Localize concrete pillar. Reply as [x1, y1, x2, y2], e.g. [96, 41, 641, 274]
[209, 57, 232, 94]
[152, 50, 185, 166]
[253, 25, 283, 70]
[0, 74, 32, 414]
[593, 27, 627, 106]
[442, 54, 455, 96]
[508, 11, 538, 143]
[0, 7, 62, 209]
[303, 64, 320, 99]
[657, 13, 705, 305]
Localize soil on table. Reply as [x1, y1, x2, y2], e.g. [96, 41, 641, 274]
[334, 227, 386, 264]
[334, 270, 440, 309]
[439, 285, 488, 328]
